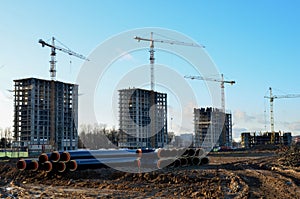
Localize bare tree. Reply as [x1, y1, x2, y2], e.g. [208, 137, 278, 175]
[78, 123, 118, 149]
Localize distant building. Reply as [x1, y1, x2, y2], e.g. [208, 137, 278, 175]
[174, 133, 193, 147]
[241, 132, 252, 148]
[283, 132, 292, 146]
[293, 135, 300, 144]
[241, 132, 292, 148]
[13, 78, 78, 152]
[194, 107, 232, 148]
[220, 113, 232, 147]
[118, 88, 167, 148]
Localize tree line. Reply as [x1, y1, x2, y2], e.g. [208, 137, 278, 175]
[78, 123, 175, 149]
[0, 127, 12, 148]
[78, 123, 119, 149]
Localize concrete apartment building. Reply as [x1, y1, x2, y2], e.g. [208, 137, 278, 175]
[241, 132, 292, 148]
[118, 88, 167, 149]
[194, 107, 232, 148]
[13, 78, 78, 152]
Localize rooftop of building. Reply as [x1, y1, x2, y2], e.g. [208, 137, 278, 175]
[241, 131, 292, 136]
[118, 87, 167, 95]
[194, 107, 231, 114]
[13, 77, 78, 86]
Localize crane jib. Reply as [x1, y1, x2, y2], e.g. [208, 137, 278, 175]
[38, 37, 89, 80]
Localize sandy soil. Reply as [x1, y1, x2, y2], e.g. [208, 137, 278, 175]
[1, 149, 300, 199]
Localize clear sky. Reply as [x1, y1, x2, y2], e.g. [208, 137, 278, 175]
[0, 1, 299, 140]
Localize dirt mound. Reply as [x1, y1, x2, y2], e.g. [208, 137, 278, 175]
[0, 159, 241, 198]
[277, 146, 300, 167]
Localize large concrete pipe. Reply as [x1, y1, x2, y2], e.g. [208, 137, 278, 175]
[192, 157, 200, 166]
[173, 158, 181, 168]
[157, 158, 177, 169]
[157, 149, 178, 159]
[39, 161, 53, 172]
[181, 148, 190, 157]
[138, 158, 159, 169]
[187, 157, 193, 166]
[16, 159, 39, 171]
[53, 162, 67, 173]
[156, 148, 165, 158]
[179, 158, 188, 167]
[67, 160, 78, 172]
[177, 148, 196, 157]
[195, 148, 205, 157]
[187, 148, 196, 157]
[176, 148, 186, 157]
[200, 157, 209, 165]
[49, 151, 61, 162]
[60, 149, 142, 162]
[140, 157, 178, 169]
[38, 153, 49, 163]
[66, 157, 140, 171]
[38, 151, 60, 163]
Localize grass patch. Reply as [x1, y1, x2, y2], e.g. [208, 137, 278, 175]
[0, 151, 28, 158]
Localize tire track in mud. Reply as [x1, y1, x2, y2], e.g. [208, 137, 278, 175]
[226, 158, 300, 199]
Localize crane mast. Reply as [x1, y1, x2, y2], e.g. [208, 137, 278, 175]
[269, 87, 274, 134]
[50, 37, 56, 80]
[149, 32, 155, 91]
[265, 87, 300, 144]
[134, 32, 202, 148]
[221, 74, 225, 112]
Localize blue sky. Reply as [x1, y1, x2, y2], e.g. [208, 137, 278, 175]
[0, 1, 300, 140]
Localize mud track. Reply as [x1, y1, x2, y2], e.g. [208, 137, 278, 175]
[1, 150, 299, 198]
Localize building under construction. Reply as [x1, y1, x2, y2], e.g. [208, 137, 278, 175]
[241, 132, 292, 148]
[13, 78, 78, 152]
[194, 107, 232, 148]
[118, 88, 167, 149]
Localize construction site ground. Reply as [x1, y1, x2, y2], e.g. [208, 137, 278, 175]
[1, 148, 300, 199]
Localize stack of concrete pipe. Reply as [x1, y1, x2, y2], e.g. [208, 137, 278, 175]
[139, 148, 209, 169]
[16, 149, 142, 173]
[16, 148, 209, 173]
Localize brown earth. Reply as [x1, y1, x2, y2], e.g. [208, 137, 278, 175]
[1, 148, 300, 199]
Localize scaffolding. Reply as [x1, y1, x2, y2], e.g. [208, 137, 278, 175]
[118, 88, 167, 149]
[13, 78, 78, 153]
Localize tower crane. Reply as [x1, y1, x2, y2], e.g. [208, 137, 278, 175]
[134, 32, 203, 91]
[184, 74, 235, 112]
[134, 32, 203, 148]
[264, 87, 300, 144]
[39, 37, 89, 80]
[38, 37, 89, 149]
